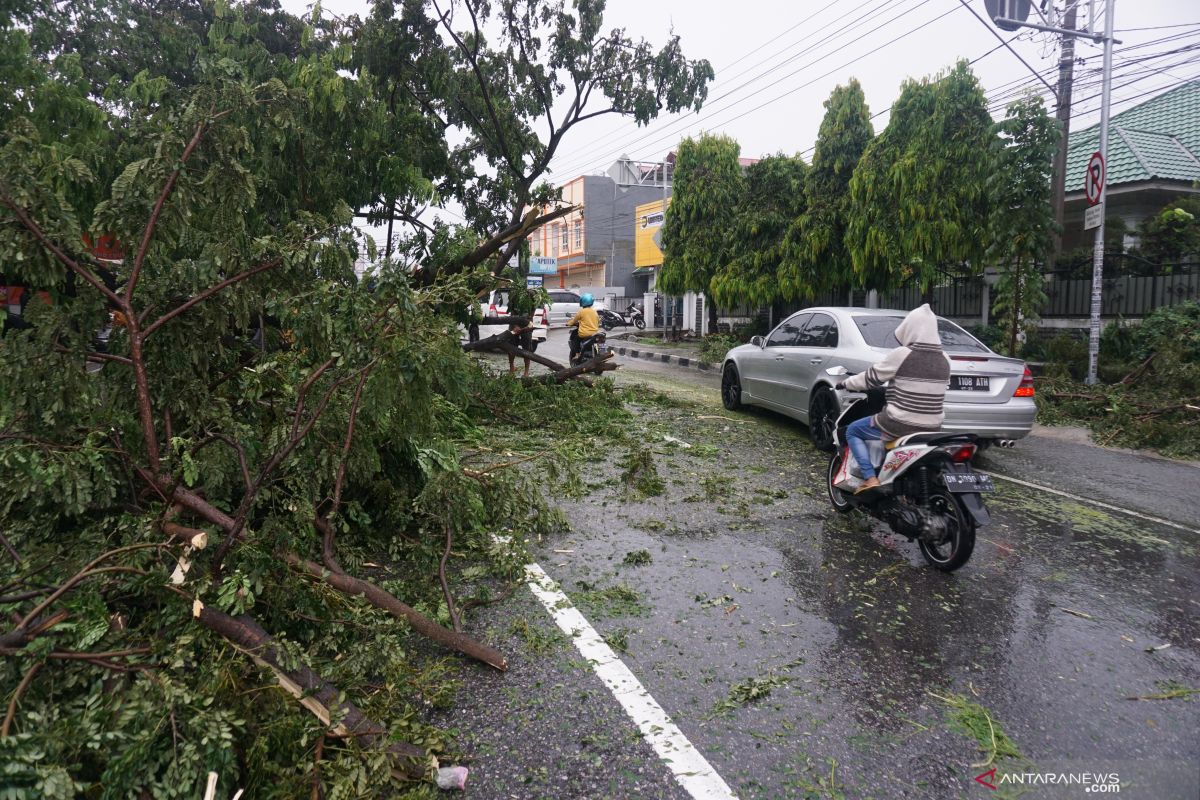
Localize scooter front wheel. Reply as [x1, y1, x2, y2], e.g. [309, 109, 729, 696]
[826, 451, 855, 514]
[634, 318, 645, 329]
[917, 487, 976, 571]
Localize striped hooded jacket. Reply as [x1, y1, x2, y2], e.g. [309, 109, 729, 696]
[841, 304, 950, 438]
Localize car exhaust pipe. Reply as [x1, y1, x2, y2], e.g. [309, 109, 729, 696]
[997, 439, 1016, 448]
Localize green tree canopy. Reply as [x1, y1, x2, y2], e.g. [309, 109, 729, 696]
[1134, 197, 1200, 266]
[846, 60, 996, 295]
[353, 0, 714, 275]
[658, 133, 744, 328]
[0, 1, 713, 794]
[710, 153, 808, 308]
[988, 94, 1059, 355]
[782, 79, 872, 300]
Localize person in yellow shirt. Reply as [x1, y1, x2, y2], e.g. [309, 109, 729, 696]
[567, 293, 599, 364]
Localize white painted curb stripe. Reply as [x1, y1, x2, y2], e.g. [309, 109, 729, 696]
[978, 469, 1200, 536]
[524, 562, 738, 800]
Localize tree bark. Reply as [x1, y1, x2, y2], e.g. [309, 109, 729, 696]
[284, 554, 508, 671]
[193, 605, 431, 779]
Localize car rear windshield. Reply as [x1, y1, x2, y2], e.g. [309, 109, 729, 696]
[853, 315, 990, 353]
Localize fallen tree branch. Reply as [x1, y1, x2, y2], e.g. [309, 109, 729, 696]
[0, 531, 20, 564]
[16, 544, 163, 631]
[191, 603, 431, 780]
[162, 522, 209, 549]
[284, 554, 507, 671]
[438, 525, 461, 633]
[1, 662, 42, 737]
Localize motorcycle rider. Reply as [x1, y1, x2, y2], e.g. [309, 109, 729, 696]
[567, 293, 599, 364]
[835, 303, 950, 493]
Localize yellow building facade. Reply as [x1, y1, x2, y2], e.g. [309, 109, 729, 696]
[634, 197, 671, 276]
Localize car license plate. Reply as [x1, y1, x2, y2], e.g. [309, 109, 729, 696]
[943, 473, 994, 493]
[951, 375, 990, 391]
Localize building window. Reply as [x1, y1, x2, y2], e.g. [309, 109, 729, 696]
[560, 223, 569, 251]
[574, 220, 583, 250]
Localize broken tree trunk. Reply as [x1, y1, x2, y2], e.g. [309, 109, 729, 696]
[136, 472, 507, 671]
[193, 605, 431, 779]
[532, 350, 615, 384]
[284, 554, 508, 671]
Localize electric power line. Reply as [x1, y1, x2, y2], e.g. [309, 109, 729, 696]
[560, 0, 964, 178]
[555, 0, 904, 169]
[550, 0, 939, 178]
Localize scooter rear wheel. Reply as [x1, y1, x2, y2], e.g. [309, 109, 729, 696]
[826, 451, 854, 514]
[917, 487, 976, 571]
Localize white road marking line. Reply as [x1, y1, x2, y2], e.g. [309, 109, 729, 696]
[524, 562, 738, 800]
[977, 469, 1200, 536]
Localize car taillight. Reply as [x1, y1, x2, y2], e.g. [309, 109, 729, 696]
[948, 444, 977, 463]
[1014, 366, 1034, 398]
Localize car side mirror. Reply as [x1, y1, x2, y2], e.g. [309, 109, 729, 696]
[750, 335, 765, 348]
[825, 365, 849, 376]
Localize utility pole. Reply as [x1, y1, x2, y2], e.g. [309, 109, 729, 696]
[1049, 2, 1078, 264]
[1085, 0, 1116, 385]
[987, 0, 1116, 385]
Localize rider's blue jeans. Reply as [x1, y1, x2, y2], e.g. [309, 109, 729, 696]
[846, 417, 883, 480]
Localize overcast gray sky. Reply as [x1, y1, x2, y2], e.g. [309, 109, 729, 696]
[285, 0, 1196, 243]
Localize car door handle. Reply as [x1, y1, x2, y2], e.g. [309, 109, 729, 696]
[809, 358, 824, 365]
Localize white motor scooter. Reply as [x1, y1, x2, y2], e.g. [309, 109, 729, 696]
[824, 366, 993, 571]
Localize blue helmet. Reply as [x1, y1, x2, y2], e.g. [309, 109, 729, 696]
[580, 293, 594, 307]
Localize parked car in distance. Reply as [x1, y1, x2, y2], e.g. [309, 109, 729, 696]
[546, 289, 606, 326]
[719, 307, 1036, 451]
[470, 288, 550, 350]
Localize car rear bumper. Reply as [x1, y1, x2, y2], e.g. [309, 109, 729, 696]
[942, 398, 1037, 440]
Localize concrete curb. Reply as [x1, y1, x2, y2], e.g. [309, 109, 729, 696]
[611, 344, 716, 374]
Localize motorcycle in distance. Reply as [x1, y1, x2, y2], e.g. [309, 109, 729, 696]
[569, 329, 609, 366]
[824, 366, 994, 571]
[598, 302, 646, 331]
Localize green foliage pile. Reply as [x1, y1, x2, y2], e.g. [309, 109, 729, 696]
[697, 333, 740, 367]
[0, 0, 712, 795]
[1036, 303, 1200, 458]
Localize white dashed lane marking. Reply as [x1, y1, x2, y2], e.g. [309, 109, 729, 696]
[524, 562, 739, 800]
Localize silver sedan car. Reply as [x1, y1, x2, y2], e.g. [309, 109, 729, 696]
[720, 307, 1036, 451]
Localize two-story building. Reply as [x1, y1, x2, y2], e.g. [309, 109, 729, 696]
[529, 156, 674, 295]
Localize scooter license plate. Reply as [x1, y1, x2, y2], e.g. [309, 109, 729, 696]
[943, 473, 994, 493]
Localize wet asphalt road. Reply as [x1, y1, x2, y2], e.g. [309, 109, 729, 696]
[440, 332, 1200, 799]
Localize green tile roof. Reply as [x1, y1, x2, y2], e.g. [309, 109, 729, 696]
[1065, 80, 1200, 193]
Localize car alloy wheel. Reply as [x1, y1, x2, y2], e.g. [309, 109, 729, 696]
[809, 388, 838, 452]
[721, 363, 742, 411]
